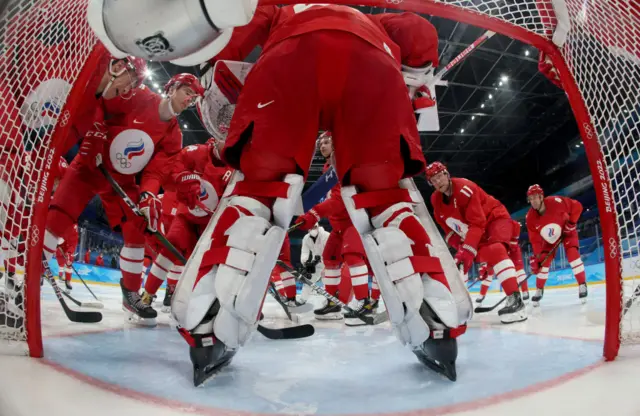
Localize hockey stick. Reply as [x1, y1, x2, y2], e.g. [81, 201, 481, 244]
[474, 238, 563, 313]
[429, 30, 496, 87]
[61, 290, 104, 309]
[42, 260, 102, 323]
[97, 163, 188, 265]
[277, 260, 389, 325]
[256, 322, 315, 340]
[67, 260, 103, 306]
[268, 281, 293, 321]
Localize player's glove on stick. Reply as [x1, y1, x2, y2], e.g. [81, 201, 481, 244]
[294, 210, 320, 232]
[444, 231, 462, 251]
[175, 171, 201, 210]
[454, 244, 477, 274]
[139, 192, 162, 233]
[529, 256, 541, 275]
[78, 122, 107, 167]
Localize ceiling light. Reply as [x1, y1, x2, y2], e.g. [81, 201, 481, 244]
[471, 116, 475, 120]
[499, 81, 503, 86]
[501, 75, 509, 82]
[481, 104, 485, 108]
[525, 50, 530, 56]
[145, 69, 153, 78]
[153, 82, 159, 88]
[575, 144, 579, 148]
[183, 124, 188, 129]
[161, 93, 166, 98]
[488, 94, 493, 99]
[460, 128, 465, 133]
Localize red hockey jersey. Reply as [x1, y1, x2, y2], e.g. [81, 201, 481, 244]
[431, 178, 511, 250]
[102, 86, 183, 195]
[526, 196, 583, 255]
[169, 144, 233, 224]
[308, 162, 352, 232]
[213, 5, 439, 72]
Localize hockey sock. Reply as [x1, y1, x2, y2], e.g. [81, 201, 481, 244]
[536, 266, 549, 289]
[145, 254, 174, 295]
[370, 275, 380, 300]
[120, 246, 145, 292]
[494, 258, 518, 295]
[479, 279, 491, 297]
[323, 261, 341, 297]
[567, 248, 586, 284]
[343, 253, 369, 300]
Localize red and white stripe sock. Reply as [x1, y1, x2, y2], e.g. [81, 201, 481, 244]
[516, 268, 528, 292]
[493, 258, 518, 295]
[323, 262, 341, 297]
[120, 246, 145, 292]
[567, 248, 586, 284]
[371, 275, 380, 300]
[479, 275, 492, 297]
[144, 254, 174, 295]
[344, 254, 369, 300]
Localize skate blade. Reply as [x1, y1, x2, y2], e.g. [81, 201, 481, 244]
[414, 351, 457, 382]
[193, 356, 234, 387]
[123, 309, 157, 327]
[288, 303, 313, 314]
[532, 301, 540, 307]
[161, 305, 171, 314]
[500, 312, 527, 324]
[345, 317, 369, 327]
[314, 313, 343, 321]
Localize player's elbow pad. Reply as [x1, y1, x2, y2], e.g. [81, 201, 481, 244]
[87, 0, 257, 65]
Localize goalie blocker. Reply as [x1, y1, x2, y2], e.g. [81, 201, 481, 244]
[342, 178, 473, 381]
[171, 172, 304, 386]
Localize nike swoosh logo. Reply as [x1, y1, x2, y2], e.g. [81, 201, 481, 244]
[133, 119, 144, 124]
[257, 100, 275, 109]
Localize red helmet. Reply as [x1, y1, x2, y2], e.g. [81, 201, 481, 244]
[124, 56, 148, 87]
[425, 161, 448, 181]
[527, 184, 544, 198]
[164, 73, 205, 97]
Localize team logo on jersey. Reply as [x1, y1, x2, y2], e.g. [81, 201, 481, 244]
[109, 129, 154, 175]
[20, 78, 72, 130]
[540, 223, 562, 244]
[135, 32, 174, 59]
[189, 179, 218, 217]
[445, 217, 469, 238]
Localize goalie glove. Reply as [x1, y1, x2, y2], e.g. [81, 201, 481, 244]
[139, 192, 162, 233]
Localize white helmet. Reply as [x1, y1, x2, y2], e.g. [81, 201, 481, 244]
[87, 0, 258, 66]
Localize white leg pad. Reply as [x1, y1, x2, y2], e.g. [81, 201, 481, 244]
[173, 172, 302, 349]
[399, 178, 474, 324]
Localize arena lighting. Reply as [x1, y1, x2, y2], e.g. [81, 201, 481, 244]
[501, 75, 509, 82]
[144, 69, 153, 78]
[471, 116, 475, 120]
[488, 94, 493, 99]
[153, 82, 159, 88]
[184, 124, 188, 129]
[481, 103, 485, 108]
[460, 128, 465, 133]
[525, 50, 530, 56]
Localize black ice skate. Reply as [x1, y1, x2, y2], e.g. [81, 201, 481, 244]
[412, 301, 458, 381]
[64, 280, 72, 291]
[521, 290, 530, 301]
[475, 295, 485, 304]
[532, 288, 544, 307]
[284, 297, 313, 314]
[180, 301, 237, 387]
[314, 300, 343, 320]
[578, 283, 588, 304]
[120, 279, 157, 326]
[345, 298, 375, 326]
[162, 284, 175, 313]
[498, 292, 527, 324]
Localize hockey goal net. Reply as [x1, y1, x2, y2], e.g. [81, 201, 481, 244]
[0, 0, 637, 360]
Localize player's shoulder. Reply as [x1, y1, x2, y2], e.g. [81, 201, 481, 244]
[544, 195, 565, 206]
[452, 177, 477, 198]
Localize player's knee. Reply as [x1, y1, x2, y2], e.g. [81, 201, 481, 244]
[46, 207, 76, 238]
[346, 161, 404, 191]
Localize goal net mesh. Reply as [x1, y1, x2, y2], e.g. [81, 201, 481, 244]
[0, 0, 96, 355]
[0, 0, 637, 356]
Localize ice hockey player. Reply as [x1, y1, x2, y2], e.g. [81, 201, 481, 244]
[475, 263, 492, 304]
[525, 184, 587, 305]
[42, 72, 204, 325]
[90, 2, 472, 385]
[427, 161, 527, 324]
[509, 219, 530, 301]
[142, 140, 233, 313]
[56, 224, 79, 292]
[295, 132, 379, 323]
[299, 223, 330, 303]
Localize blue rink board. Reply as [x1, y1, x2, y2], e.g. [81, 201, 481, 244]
[44, 326, 602, 414]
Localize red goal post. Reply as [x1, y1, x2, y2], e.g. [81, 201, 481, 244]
[0, 0, 635, 361]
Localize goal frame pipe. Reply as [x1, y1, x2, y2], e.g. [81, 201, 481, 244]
[25, 42, 102, 357]
[264, 0, 624, 360]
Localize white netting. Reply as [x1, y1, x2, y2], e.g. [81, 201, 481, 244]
[0, 0, 96, 354]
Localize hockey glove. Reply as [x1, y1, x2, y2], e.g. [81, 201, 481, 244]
[529, 257, 541, 275]
[139, 192, 162, 233]
[304, 255, 322, 274]
[444, 231, 462, 251]
[294, 210, 320, 232]
[413, 85, 436, 111]
[175, 171, 201, 210]
[454, 244, 477, 274]
[478, 263, 489, 281]
[563, 221, 577, 236]
[78, 122, 108, 167]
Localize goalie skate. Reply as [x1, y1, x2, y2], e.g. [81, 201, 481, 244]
[341, 179, 472, 380]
